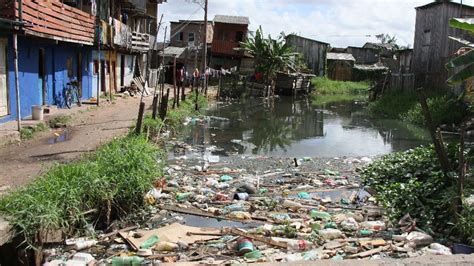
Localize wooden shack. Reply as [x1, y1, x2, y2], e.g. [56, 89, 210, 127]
[275, 72, 316, 95]
[285, 34, 328, 77]
[346, 46, 379, 64]
[413, 1, 474, 89]
[326, 53, 355, 81]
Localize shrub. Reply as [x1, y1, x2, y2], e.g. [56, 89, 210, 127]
[361, 145, 458, 230]
[401, 95, 467, 126]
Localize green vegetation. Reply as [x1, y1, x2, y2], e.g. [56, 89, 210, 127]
[362, 145, 474, 243]
[48, 115, 72, 128]
[164, 92, 207, 133]
[311, 77, 370, 105]
[241, 27, 295, 95]
[368, 91, 467, 127]
[0, 135, 163, 248]
[20, 122, 49, 140]
[0, 94, 208, 249]
[446, 18, 474, 103]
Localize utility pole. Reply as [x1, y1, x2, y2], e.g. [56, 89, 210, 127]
[96, 0, 101, 106]
[202, 0, 208, 95]
[14, 0, 23, 132]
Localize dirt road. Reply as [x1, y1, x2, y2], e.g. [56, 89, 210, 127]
[0, 95, 154, 188]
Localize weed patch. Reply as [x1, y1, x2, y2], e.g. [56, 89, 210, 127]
[49, 115, 72, 128]
[20, 122, 49, 140]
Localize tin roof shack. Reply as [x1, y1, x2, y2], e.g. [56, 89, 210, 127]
[211, 15, 249, 70]
[363, 42, 396, 58]
[327, 53, 355, 81]
[285, 35, 328, 76]
[346, 47, 379, 65]
[413, 1, 474, 90]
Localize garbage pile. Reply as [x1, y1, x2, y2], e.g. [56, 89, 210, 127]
[43, 151, 455, 265]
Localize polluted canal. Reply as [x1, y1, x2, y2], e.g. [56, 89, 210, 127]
[42, 97, 448, 265]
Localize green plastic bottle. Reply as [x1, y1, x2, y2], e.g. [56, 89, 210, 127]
[310, 210, 331, 221]
[176, 192, 193, 202]
[111, 256, 144, 266]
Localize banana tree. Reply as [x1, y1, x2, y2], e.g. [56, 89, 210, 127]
[446, 18, 474, 101]
[241, 27, 296, 97]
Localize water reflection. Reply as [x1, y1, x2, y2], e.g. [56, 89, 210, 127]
[181, 97, 430, 157]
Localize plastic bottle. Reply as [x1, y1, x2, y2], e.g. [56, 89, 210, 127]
[73, 240, 98, 250]
[282, 199, 303, 210]
[360, 221, 386, 231]
[224, 203, 244, 212]
[154, 241, 179, 251]
[287, 239, 312, 251]
[139, 235, 160, 249]
[176, 192, 193, 202]
[310, 210, 331, 221]
[318, 228, 343, 240]
[111, 256, 144, 266]
[297, 192, 310, 199]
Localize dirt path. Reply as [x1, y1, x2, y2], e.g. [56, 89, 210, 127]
[0, 95, 155, 188]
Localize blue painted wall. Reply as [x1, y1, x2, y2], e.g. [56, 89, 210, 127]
[0, 35, 94, 124]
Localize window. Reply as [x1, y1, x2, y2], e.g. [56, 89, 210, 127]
[235, 31, 244, 42]
[217, 30, 228, 41]
[423, 30, 431, 45]
[421, 30, 431, 64]
[188, 32, 195, 42]
[178, 32, 184, 41]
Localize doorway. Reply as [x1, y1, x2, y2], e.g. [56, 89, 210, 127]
[0, 38, 8, 117]
[120, 54, 125, 88]
[76, 52, 83, 98]
[100, 60, 106, 94]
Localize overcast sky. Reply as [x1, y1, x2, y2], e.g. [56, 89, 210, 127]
[157, 0, 474, 48]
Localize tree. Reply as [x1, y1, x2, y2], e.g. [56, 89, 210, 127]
[375, 33, 399, 49]
[446, 18, 474, 101]
[241, 26, 296, 97]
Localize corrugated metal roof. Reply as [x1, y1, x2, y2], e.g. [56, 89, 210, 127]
[160, 46, 187, 57]
[354, 64, 388, 71]
[213, 15, 250, 25]
[327, 53, 356, 61]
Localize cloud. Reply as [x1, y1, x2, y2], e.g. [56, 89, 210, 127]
[158, 0, 474, 47]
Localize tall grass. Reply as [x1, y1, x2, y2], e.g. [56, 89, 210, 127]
[312, 77, 370, 95]
[0, 135, 164, 248]
[0, 93, 208, 249]
[311, 77, 370, 105]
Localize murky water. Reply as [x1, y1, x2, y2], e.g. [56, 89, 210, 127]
[180, 96, 430, 158]
[47, 129, 71, 144]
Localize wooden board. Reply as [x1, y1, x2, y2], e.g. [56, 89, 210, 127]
[119, 223, 221, 250]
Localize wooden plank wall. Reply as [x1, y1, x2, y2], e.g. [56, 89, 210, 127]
[0, 0, 95, 45]
[286, 35, 327, 77]
[413, 3, 474, 89]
